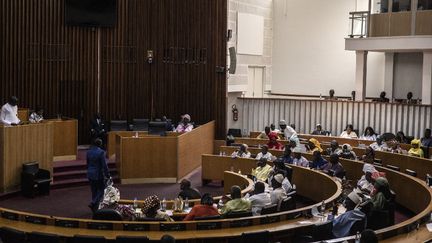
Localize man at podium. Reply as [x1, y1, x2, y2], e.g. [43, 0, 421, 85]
[0, 96, 21, 125]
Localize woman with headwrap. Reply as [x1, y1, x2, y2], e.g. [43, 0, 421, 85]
[141, 195, 174, 221]
[371, 177, 391, 211]
[98, 184, 135, 220]
[408, 139, 424, 158]
[340, 143, 357, 160]
[308, 138, 323, 153]
[267, 132, 284, 150]
[183, 193, 219, 221]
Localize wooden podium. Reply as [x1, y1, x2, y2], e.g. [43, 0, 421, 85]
[114, 121, 215, 184]
[45, 119, 78, 161]
[0, 123, 53, 192]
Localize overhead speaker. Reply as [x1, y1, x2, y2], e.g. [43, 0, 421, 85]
[229, 47, 236, 74]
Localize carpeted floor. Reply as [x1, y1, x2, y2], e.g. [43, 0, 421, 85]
[0, 168, 223, 219]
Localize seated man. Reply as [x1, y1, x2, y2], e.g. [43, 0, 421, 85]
[321, 154, 345, 179]
[268, 159, 293, 193]
[326, 89, 338, 100]
[339, 144, 357, 160]
[220, 185, 251, 215]
[326, 140, 342, 156]
[178, 179, 201, 200]
[292, 147, 309, 167]
[98, 181, 135, 221]
[255, 145, 273, 161]
[183, 193, 219, 221]
[252, 158, 273, 182]
[278, 145, 293, 164]
[270, 174, 288, 210]
[408, 139, 424, 158]
[311, 124, 327, 135]
[309, 151, 328, 170]
[387, 140, 407, 154]
[270, 123, 280, 133]
[307, 138, 323, 153]
[0, 96, 21, 125]
[267, 132, 284, 150]
[29, 106, 44, 123]
[175, 114, 193, 133]
[360, 146, 375, 163]
[421, 128, 432, 148]
[332, 191, 366, 238]
[141, 195, 174, 221]
[256, 126, 272, 139]
[278, 120, 297, 140]
[231, 144, 251, 158]
[245, 181, 271, 215]
[369, 136, 389, 151]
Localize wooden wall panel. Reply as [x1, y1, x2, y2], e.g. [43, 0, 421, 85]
[0, 0, 227, 143]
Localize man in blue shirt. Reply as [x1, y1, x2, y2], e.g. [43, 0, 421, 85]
[310, 151, 328, 169]
[87, 138, 110, 212]
[332, 191, 366, 238]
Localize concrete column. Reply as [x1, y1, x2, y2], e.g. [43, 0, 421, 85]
[384, 52, 394, 99]
[422, 52, 432, 105]
[355, 51, 368, 101]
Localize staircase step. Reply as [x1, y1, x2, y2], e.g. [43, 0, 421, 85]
[53, 161, 116, 173]
[54, 168, 118, 181]
[52, 176, 120, 189]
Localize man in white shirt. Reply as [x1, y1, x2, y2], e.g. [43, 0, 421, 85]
[246, 181, 271, 215]
[270, 174, 288, 210]
[255, 145, 273, 161]
[279, 120, 297, 140]
[0, 96, 20, 125]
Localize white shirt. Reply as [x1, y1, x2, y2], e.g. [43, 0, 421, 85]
[255, 152, 273, 161]
[270, 187, 287, 210]
[283, 126, 297, 140]
[246, 192, 271, 215]
[231, 150, 251, 158]
[360, 134, 377, 141]
[0, 103, 20, 125]
[340, 131, 358, 139]
[268, 173, 293, 193]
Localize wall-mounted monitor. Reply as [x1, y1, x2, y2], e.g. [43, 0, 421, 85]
[65, 0, 117, 27]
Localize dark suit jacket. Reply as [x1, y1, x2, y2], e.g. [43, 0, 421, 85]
[87, 146, 109, 181]
[90, 118, 106, 135]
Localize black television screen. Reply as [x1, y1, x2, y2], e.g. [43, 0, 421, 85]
[65, 0, 117, 27]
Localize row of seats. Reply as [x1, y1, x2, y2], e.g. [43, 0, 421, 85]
[110, 119, 174, 131]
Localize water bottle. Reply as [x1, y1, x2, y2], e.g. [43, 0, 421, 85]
[354, 231, 361, 243]
[219, 151, 222, 156]
[218, 199, 224, 209]
[162, 198, 167, 211]
[320, 200, 326, 214]
[184, 197, 189, 210]
[135, 132, 138, 138]
[133, 197, 138, 209]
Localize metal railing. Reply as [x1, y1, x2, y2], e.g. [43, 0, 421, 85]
[348, 11, 369, 38]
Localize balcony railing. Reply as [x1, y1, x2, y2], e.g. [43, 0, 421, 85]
[348, 11, 369, 38]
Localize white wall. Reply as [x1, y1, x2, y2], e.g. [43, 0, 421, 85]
[271, 0, 385, 97]
[393, 53, 423, 99]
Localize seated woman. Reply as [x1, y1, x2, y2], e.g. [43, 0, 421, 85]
[321, 154, 345, 179]
[387, 140, 407, 154]
[307, 138, 323, 153]
[371, 177, 391, 211]
[174, 114, 193, 133]
[267, 132, 284, 150]
[183, 193, 219, 221]
[395, 131, 409, 144]
[360, 127, 377, 141]
[141, 195, 174, 221]
[98, 182, 135, 221]
[231, 144, 251, 158]
[340, 124, 358, 139]
[408, 139, 424, 158]
[309, 151, 328, 170]
[340, 144, 357, 160]
[29, 106, 44, 123]
[255, 145, 273, 161]
[252, 158, 273, 182]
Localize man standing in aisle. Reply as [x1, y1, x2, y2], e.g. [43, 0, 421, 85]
[0, 96, 21, 125]
[87, 138, 110, 212]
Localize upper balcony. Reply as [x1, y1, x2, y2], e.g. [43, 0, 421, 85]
[345, 0, 432, 51]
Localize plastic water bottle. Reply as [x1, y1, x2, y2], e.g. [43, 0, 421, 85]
[354, 231, 361, 243]
[218, 199, 224, 209]
[135, 132, 138, 138]
[320, 200, 326, 214]
[133, 197, 138, 209]
[162, 198, 167, 211]
[184, 198, 189, 210]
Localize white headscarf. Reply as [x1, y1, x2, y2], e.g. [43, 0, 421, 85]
[101, 185, 120, 205]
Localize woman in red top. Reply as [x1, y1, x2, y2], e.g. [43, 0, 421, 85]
[267, 132, 284, 150]
[183, 193, 219, 221]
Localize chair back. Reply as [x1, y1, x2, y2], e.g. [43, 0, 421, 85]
[386, 164, 400, 172]
[92, 209, 123, 221]
[0, 227, 26, 243]
[23, 162, 39, 174]
[28, 231, 60, 243]
[228, 128, 242, 137]
[349, 217, 366, 236]
[312, 220, 333, 241]
[110, 120, 128, 131]
[72, 235, 106, 243]
[116, 236, 150, 243]
[132, 119, 149, 131]
[136, 217, 165, 222]
[405, 169, 417, 177]
[260, 204, 278, 215]
[225, 211, 252, 218]
[279, 196, 294, 212]
[285, 165, 293, 182]
[194, 215, 221, 220]
[241, 230, 270, 243]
